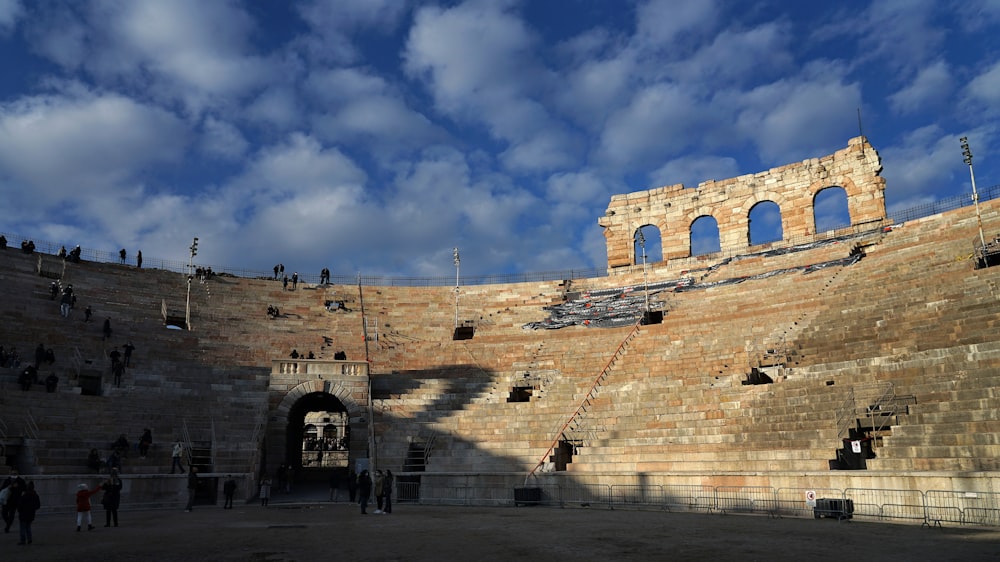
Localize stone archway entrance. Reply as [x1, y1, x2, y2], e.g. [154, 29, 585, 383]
[265, 360, 371, 491]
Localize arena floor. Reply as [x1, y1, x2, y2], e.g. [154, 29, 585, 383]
[7, 495, 1000, 561]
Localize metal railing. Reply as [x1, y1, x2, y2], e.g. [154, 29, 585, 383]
[2, 184, 996, 288]
[393, 477, 1000, 528]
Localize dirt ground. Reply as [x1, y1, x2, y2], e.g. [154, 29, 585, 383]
[5, 498, 1000, 562]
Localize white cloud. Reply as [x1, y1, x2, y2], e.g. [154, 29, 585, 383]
[295, 0, 409, 64]
[734, 67, 862, 164]
[0, 90, 187, 209]
[306, 68, 441, 149]
[649, 155, 740, 189]
[201, 116, 249, 160]
[889, 60, 953, 115]
[965, 60, 1000, 116]
[634, 0, 718, 49]
[598, 83, 706, 167]
[404, 1, 577, 173]
[880, 125, 963, 207]
[23, 0, 278, 113]
[0, 0, 23, 32]
[246, 87, 302, 129]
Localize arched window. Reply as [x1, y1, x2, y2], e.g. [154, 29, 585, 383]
[634, 225, 663, 265]
[690, 215, 721, 256]
[748, 201, 783, 246]
[813, 186, 851, 233]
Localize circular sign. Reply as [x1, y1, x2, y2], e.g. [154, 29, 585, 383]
[805, 490, 816, 501]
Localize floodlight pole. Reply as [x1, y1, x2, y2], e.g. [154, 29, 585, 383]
[185, 237, 198, 330]
[960, 137, 987, 256]
[453, 247, 461, 329]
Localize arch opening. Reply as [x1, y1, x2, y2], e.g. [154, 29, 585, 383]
[748, 201, 783, 246]
[286, 391, 351, 480]
[690, 215, 721, 256]
[813, 186, 851, 233]
[634, 224, 663, 265]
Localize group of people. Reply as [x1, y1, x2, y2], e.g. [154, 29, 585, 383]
[118, 248, 142, 268]
[107, 341, 136, 387]
[56, 244, 83, 262]
[1, 468, 40, 545]
[353, 469, 393, 515]
[73, 470, 124, 532]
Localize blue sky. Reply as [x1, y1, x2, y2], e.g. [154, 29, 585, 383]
[0, 0, 997, 279]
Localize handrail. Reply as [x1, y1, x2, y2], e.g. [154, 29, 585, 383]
[3, 183, 995, 287]
[525, 320, 643, 483]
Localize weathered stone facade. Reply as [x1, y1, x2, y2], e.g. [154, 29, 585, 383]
[599, 136, 887, 268]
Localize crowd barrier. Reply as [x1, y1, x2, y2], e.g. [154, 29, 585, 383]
[392, 478, 1000, 528]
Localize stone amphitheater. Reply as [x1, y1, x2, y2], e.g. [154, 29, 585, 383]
[2, 136, 999, 529]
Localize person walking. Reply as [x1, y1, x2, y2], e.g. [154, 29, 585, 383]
[101, 469, 123, 527]
[16, 481, 40, 545]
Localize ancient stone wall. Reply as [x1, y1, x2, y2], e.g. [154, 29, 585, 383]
[599, 136, 887, 268]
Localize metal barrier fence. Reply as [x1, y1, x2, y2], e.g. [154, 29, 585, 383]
[394, 478, 1000, 528]
[3, 183, 997, 288]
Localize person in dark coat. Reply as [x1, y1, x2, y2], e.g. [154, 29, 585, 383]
[101, 470, 123, 527]
[357, 470, 372, 514]
[223, 476, 237, 509]
[16, 481, 40, 545]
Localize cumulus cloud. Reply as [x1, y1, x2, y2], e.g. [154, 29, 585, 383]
[965, 60, 1000, 117]
[634, 0, 718, 50]
[734, 66, 862, 164]
[649, 155, 740, 189]
[201, 116, 249, 160]
[598, 83, 706, 168]
[0, 90, 187, 209]
[295, 0, 409, 64]
[306, 67, 441, 150]
[404, 1, 578, 173]
[0, 0, 24, 33]
[889, 60, 953, 115]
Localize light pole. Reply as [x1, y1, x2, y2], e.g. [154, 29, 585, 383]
[637, 229, 650, 321]
[453, 247, 460, 329]
[960, 137, 987, 260]
[185, 237, 198, 330]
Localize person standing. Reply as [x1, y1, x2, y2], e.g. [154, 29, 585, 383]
[101, 469, 123, 527]
[2, 468, 26, 533]
[119, 248, 126, 264]
[16, 481, 40, 545]
[357, 470, 372, 515]
[184, 467, 199, 512]
[170, 441, 184, 474]
[328, 471, 340, 502]
[223, 476, 236, 509]
[347, 469, 357, 503]
[383, 470, 394, 514]
[136, 250, 142, 269]
[373, 470, 384, 514]
[138, 428, 152, 458]
[259, 477, 271, 507]
[75, 483, 100, 531]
